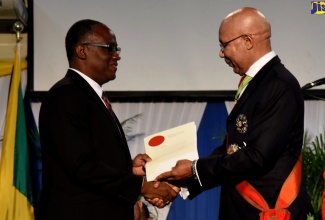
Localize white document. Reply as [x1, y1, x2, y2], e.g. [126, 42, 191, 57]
[144, 122, 199, 181]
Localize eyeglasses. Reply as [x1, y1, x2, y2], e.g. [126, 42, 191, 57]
[219, 34, 249, 51]
[82, 43, 121, 55]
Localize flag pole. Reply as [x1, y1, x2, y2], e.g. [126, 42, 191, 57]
[13, 21, 24, 43]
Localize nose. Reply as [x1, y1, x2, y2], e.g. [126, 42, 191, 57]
[112, 53, 121, 60]
[219, 49, 225, 58]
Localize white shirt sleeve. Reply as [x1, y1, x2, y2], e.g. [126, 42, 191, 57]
[179, 160, 202, 200]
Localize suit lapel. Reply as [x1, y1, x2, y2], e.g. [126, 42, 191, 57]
[66, 70, 129, 151]
[228, 56, 281, 121]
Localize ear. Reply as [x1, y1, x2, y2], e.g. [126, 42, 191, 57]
[76, 45, 87, 60]
[244, 35, 254, 50]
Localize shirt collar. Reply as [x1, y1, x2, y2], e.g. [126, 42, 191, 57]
[245, 51, 276, 78]
[69, 68, 103, 98]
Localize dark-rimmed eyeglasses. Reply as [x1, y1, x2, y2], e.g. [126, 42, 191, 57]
[219, 34, 249, 51]
[82, 43, 121, 55]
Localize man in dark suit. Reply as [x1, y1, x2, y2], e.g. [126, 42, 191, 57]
[155, 7, 313, 219]
[39, 19, 177, 220]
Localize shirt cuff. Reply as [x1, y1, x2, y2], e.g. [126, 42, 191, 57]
[179, 160, 203, 200]
[179, 179, 190, 199]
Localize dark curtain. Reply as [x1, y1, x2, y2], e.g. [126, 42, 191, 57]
[167, 102, 228, 220]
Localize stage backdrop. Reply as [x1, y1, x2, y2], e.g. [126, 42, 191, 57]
[33, 0, 325, 91]
[26, 100, 325, 220]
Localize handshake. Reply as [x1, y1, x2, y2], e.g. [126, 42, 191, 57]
[133, 154, 193, 208]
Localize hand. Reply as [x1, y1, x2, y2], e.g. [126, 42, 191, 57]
[155, 159, 192, 182]
[134, 200, 153, 220]
[133, 154, 152, 176]
[141, 179, 177, 207]
[153, 180, 181, 191]
[146, 198, 166, 209]
[148, 181, 180, 208]
[164, 180, 181, 193]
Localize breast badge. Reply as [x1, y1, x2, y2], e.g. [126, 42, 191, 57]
[227, 144, 240, 155]
[236, 114, 248, 134]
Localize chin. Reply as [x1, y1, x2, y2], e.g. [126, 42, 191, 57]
[107, 72, 116, 81]
[232, 68, 242, 75]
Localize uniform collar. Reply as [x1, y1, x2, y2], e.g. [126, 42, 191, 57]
[245, 51, 276, 78]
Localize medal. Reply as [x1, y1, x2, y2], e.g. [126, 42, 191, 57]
[236, 114, 248, 134]
[227, 143, 240, 155]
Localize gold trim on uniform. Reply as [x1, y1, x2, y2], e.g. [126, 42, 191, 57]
[236, 114, 248, 134]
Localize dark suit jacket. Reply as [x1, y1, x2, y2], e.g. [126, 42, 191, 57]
[188, 56, 313, 219]
[39, 70, 143, 220]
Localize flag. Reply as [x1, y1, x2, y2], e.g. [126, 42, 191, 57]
[0, 60, 27, 77]
[24, 93, 42, 219]
[0, 43, 34, 219]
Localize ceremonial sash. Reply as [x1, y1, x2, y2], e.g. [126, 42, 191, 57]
[236, 154, 302, 220]
[322, 170, 325, 220]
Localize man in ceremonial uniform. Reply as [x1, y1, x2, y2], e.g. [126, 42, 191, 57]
[155, 7, 314, 220]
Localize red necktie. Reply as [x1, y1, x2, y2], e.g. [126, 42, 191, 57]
[102, 92, 113, 111]
[102, 92, 124, 137]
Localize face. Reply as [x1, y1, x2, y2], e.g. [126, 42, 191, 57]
[218, 24, 248, 75]
[84, 25, 121, 85]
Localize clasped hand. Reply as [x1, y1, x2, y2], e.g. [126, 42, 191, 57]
[155, 159, 193, 182]
[132, 154, 180, 208]
[144, 159, 193, 207]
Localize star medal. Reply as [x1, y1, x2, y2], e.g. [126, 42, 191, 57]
[236, 114, 248, 134]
